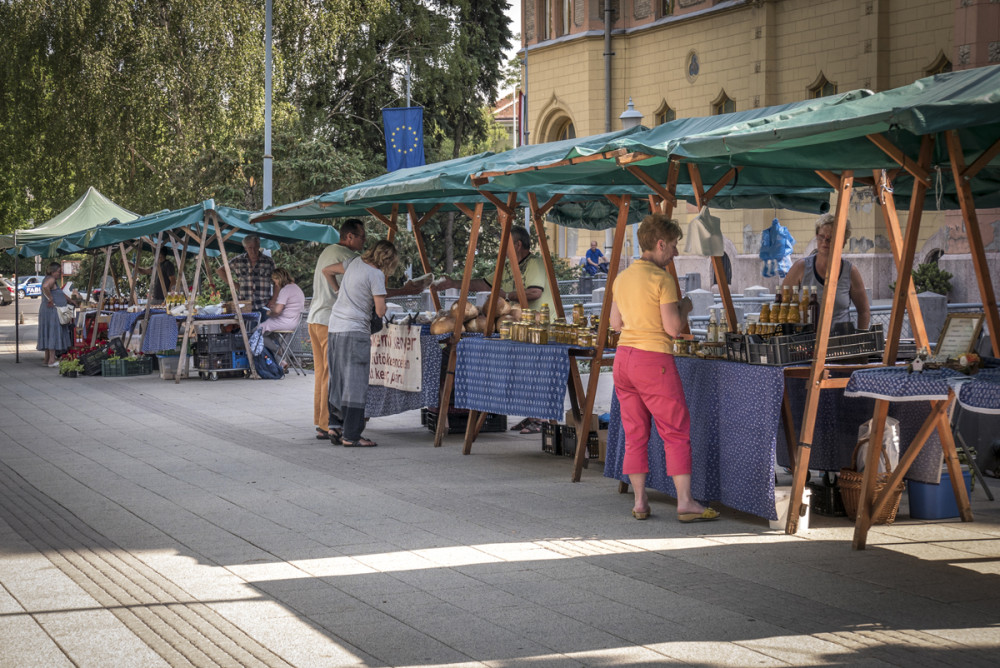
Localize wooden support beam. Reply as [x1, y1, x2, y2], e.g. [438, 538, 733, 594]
[702, 167, 742, 203]
[946, 130, 1000, 357]
[407, 204, 441, 311]
[474, 149, 627, 179]
[814, 170, 842, 189]
[175, 218, 215, 383]
[624, 165, 678, 207]
[786, 171, 854, 535]
[866, 133, 932, 187]
[688, 163, 738, 333]
[616, 151, 657, 166]
[90, 247, 114, 346]
[572, 195, 632, 482]
[435, 203, 485, 447]
[463, 193, 519, 453]
[962, 135, 1000, 180]
[528, 191, 587, 435]
[477, 190, 518, 219]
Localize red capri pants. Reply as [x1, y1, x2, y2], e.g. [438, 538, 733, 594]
[612, 346, 692, 476]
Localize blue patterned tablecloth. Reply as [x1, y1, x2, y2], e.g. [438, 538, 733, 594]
[952, 368, 1000, 414]
[453, 338, 576, 420]
[109, 309, 165, 338]
[604, 358, 784, 520]
[844, 367, 963, 401]
[777, 376, 944, 483]
[366, 334, 443, 418]
[141, 312, 260, 354]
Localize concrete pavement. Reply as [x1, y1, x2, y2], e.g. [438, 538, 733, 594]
[2, 301, 1000, 667]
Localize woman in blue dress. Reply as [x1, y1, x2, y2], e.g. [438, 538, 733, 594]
[37, 262, 78, 366]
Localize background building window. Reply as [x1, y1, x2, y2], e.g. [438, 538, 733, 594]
[561, 0, 571, 36]
[809, 75, 837, 98]
[555, 119, 576, 141]
[655, 103, 676, 125]
[712, 92, 735, 115]
[540, 0, 551, 41]
[926, 53, 952, 76]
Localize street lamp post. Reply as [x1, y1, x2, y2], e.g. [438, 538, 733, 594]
[263, 0, 273, 210]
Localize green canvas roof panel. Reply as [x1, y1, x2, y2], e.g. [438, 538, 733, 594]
[14, 186, 139, 242]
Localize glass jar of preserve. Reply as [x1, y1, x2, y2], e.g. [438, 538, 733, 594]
[498, 320, 512, 340]
[572, 303, 585, 325]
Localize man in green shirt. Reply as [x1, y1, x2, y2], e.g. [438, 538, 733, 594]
[434, 226, 553, 311]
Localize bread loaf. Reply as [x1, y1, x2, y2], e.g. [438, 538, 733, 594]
[449, 301, 479, 322]
[430, 315, 456, 335]
[465, 315, 488, 333]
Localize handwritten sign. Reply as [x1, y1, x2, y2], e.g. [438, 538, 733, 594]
[370, 322, 422, 392]
[934, 313, 983, 360]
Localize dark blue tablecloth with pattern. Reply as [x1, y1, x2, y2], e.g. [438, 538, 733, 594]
[453, 338, 576, 420]
[776, 372, 943, 483]
[110, 309, 165, 339]
[952, 367, 1000, 414]
[845, 367, 963, 401]
[141, 312, 260, 354]
[365, 334, 443, 418]
[604, 358, 784, 520]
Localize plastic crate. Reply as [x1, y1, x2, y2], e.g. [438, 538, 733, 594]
[197, 332, 243, 354]
[542, 423, 562, 455]
[561, 425, 600, 459]
[101, 357, 153, 377]
[79, 348, 110, 376]
[424, 408, 506, 435]
[101, 359, 126, 377]
[724, 332, 750, 363]
[746, 325, 884, 366]
[908, 469, 972, 519]
[123, 357, 153, 376]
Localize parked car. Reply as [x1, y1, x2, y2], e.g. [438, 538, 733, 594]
[1, 278, 13, 306]
[15, 275, 47, 299]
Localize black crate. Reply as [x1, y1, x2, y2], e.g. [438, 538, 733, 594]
[724, 332, 750, 363]
[746, 324, 884, 366]
[424, 408, 506, 435]
[79, 347, 110, 376]
[561, 425, 600, 459]
[542, 423, 562, 455]
[196, 332, 243, 354]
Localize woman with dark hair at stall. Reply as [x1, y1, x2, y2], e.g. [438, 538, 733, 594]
[325, 240, 400, 447]
[37, 262, 79, 367]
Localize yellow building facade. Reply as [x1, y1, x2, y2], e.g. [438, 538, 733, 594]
[522, 0, 1000, 301]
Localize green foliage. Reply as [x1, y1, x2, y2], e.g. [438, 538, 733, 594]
[889, 261, 953, 296]
[58, 358, 83, 374]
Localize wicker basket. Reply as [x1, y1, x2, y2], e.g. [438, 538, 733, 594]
[839, 436, 906, 524]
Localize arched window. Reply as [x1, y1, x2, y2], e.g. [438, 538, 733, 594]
[654, 100, 676, 125]
[926, 52, 952, 76]
[808, 73, 837, 98]
[555, 119, 576, 141]
[712, 91, 735, 116]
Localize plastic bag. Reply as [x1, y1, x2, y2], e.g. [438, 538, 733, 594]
[856, 416, 900, 474]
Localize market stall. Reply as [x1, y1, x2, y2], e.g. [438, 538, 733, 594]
[470, 65, 1000, 549]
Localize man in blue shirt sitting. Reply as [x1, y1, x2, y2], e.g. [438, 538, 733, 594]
[584, 241, 609, 275]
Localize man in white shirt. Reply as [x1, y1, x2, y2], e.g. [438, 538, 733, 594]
[307, 219, 366, 439]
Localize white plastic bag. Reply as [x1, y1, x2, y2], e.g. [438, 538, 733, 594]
[856, 416, 900, 474]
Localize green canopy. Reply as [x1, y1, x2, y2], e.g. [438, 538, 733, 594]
[9, 201, 339, 257]
[9, 186, 139, 243]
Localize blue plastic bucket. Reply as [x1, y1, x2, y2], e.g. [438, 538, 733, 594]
[907, 469, 972, 520]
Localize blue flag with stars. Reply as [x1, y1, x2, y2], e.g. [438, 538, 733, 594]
[382, 107, 425, 172]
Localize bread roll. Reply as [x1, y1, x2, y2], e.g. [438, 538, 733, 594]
[465, 315, 488, 333]
[430, 315, 456, 335]
[508, 304, 522, 321]
[449, 300, 479, 322]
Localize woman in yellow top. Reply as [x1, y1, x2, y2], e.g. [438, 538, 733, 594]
[610, 214, 719, 524]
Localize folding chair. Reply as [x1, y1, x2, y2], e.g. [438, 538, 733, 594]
[271, 316, 307, 376]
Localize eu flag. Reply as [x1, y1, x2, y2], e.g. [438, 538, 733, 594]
[382, 107, 426, 172]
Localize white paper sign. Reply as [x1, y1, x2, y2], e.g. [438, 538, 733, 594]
[369, 322, 422, 392]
